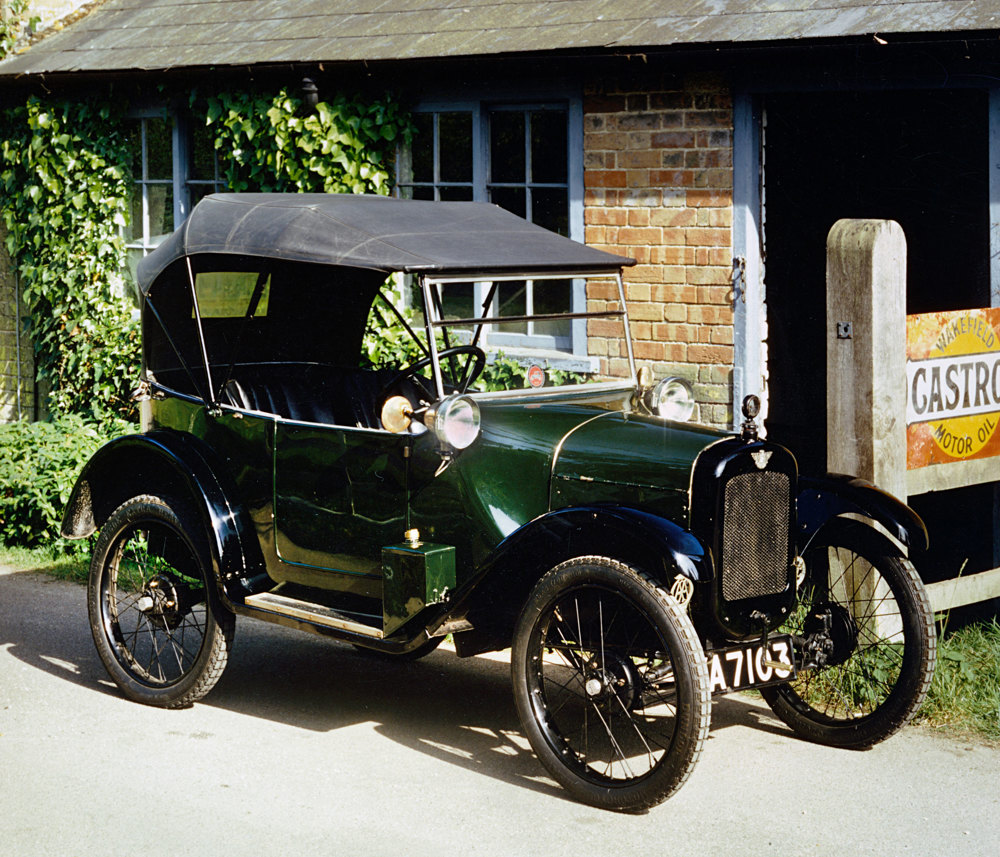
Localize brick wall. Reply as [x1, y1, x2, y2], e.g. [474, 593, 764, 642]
[0, 225, 35, 423]
[583, 72, 735, 427]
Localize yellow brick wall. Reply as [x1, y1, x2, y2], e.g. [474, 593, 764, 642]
[583, 72, 735, 426]
[0, 225, 35, 423]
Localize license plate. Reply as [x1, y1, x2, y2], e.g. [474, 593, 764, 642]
[706, 636, 796, 694]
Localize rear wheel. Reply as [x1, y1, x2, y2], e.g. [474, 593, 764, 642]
[88, 495, 234, 708]
[760, 528, 935, 748]
[512, 557, 710, 812]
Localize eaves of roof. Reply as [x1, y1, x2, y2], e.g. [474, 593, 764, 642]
[1, 0, 998, 77]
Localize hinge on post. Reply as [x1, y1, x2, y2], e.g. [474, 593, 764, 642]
[733, 256, 748, 304]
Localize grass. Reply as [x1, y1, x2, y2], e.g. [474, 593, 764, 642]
[3, 542, 998, 743]
[915, 617, 1000, 743]
[0, 543, 89, 583]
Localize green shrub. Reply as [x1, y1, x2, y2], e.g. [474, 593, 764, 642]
[0, 414, 132, 553]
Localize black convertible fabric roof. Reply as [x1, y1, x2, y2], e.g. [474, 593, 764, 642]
[136, 193, 633, 293]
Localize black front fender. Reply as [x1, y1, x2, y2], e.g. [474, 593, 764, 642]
[448, 503, 709, 656]
[489, 503, 709, 588]
[797, 473, 928, 557]
[61, 430, 267, 599]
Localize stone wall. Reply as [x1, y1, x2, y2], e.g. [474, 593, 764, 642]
[583, 71, 735, 427]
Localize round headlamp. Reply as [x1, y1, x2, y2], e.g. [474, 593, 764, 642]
[649, 377, 695, 422]
[426, 395, 481, 450]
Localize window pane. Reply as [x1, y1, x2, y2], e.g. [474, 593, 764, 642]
[439, 112, 473, 182]
[490, 185, 526, 218]
[410, 113, 434, 183]
[126, 248, 144, 286]
[532, 279, 572, 339]
[497, 281, 528, 333]
[196, 272, 271, 318]
[439, 185, 474, 201]
[438, 282, 474, 321]
[125, 119, 142, 177]
[490, 111, 525, 183]
[145, 118, 173, 180]
[190, 123, 219, 182]
[189, 183, 218, 209]
[406, 185, 435, 201]
[530, 110, 568, 183]
[147, 183, 174, 244]
[125, 184, 143, 244]
[532, 187, 569, 236]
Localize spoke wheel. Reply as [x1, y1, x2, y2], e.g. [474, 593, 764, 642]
[512, 557, 710, 812]
[760, 526, 935, 748]
[88, 495, 234, 708]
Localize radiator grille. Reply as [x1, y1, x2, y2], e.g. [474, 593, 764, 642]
[720, 470, 791, 601]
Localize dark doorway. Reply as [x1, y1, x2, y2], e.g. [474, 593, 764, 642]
[762, 89, 994, 583]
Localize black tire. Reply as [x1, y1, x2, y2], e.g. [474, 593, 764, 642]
[88, 495, 235, 708]
[760, 528, 936, 748]
[511, 557, 710, 812]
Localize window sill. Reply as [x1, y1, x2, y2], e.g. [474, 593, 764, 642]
[485, 345, 599, 375]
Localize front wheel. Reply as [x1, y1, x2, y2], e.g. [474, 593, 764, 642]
[761, 527, 936, 748]
[512, 557, 710, 812]
[88, 495, 235, 708]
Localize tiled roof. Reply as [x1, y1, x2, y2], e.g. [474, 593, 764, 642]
[2, 0, 997, 76]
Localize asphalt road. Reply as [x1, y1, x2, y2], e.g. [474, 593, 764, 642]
[1, 565, 998, 857]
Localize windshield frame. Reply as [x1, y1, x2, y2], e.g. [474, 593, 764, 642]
[418, 270, 636, 399]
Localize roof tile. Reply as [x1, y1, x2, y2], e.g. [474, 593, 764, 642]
[1, 0, 997, 76]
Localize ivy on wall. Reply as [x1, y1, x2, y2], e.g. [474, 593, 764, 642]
[0, 0, 37, 60]
[0, 87, 414, 423]
[0, 97, 138, 422]
[203, 89, 412, 195]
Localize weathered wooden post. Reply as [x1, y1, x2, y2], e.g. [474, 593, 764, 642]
[826, 219, 908, 497]
[825, 219, 908, 637]
[825, 219, 1000, 611]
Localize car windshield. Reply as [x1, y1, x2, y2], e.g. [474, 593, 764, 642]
[362, 271, 634, 394]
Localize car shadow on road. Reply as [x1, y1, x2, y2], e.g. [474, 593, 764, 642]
[0, 570, 122, 698]
[205, 615, 793, 797]
[0, 569, 792, 801]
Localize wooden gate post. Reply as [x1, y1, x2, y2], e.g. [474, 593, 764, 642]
[826, 219, 908, 499]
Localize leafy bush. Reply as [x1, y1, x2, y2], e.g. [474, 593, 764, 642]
[0, 415, 132, 553]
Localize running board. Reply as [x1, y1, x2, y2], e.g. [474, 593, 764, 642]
[244, 592, 384, 638]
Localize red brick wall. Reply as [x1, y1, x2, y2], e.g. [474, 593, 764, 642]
[583, 73, 734, 427]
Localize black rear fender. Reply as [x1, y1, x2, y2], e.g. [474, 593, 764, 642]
[61, 431, 267, 600]
[451, 504, 708, 656]
[797, 474, 929, 559]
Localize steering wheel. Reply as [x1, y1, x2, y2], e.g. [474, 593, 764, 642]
[379, 345, 487, 402]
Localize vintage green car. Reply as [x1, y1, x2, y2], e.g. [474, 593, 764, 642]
[62, 193, 935, 812]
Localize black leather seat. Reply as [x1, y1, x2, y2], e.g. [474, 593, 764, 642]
[220, 365, 395, 428]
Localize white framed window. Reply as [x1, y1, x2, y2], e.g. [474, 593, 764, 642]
[397, 95, 587, 357]
[124, 110, 225, 280]
[124, 112, 178, 278]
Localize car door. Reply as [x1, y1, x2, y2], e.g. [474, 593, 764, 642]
[273, 422, 410, 597]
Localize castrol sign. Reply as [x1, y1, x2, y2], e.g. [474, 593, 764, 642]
[906, 307, 1000, 468]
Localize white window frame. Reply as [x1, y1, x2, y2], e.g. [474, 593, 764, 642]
[125, 108, 225, 264]
[397, 92, 589, 359]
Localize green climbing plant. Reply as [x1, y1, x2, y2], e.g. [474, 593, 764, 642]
[202, 88, 412, 195]
[0, 96, 138, 422]
[0, 0, 38, 60]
